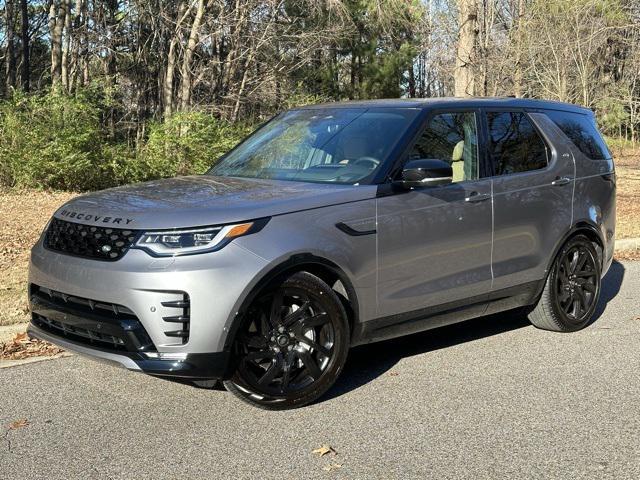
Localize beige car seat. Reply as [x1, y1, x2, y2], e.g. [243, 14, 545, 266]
[451, 140, 465, 182]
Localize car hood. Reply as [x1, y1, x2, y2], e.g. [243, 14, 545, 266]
[54, 175, 378, 230]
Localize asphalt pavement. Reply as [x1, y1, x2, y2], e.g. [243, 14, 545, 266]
[1, 260, 638, 479]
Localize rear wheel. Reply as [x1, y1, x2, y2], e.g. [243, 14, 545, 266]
[224, 272, 349, 409]
[529, 235, 601, 332]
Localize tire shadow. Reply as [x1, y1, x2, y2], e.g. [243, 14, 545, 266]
[324, 260, 626, 402]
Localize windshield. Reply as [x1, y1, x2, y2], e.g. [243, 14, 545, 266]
[208, 108, 419, 184]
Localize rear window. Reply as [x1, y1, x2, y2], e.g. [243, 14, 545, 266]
[544, 110, 611, 160]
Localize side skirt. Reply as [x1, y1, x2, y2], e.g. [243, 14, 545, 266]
[352, 280, 544, 347]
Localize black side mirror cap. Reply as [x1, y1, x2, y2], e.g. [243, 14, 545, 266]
[395, 159, 453, 189]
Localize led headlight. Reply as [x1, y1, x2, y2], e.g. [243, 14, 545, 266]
[135, 221, 264, 256]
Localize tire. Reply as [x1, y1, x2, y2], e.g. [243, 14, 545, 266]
[223, 271, 350, 410]
[528, 235, 601, 332]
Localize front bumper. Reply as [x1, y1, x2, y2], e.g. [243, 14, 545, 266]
[28, 238, 269, 375]
[28, 323, 231, 379]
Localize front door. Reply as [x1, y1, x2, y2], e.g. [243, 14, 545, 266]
[376, 110, 493, 320]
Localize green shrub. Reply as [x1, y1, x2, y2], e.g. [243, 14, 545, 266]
[0, 90, 106, 190]
[136, 112, 253, 181]
[0, 90, 255, 191]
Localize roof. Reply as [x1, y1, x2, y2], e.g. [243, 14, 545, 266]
[299, 97, 592, 114]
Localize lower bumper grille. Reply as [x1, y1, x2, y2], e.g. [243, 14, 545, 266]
[29, 285, 155, 353]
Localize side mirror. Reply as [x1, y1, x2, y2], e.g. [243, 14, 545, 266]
[395, 159, 453, 189]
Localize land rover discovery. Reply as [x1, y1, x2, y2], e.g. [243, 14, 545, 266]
[28, 98, 616, 409]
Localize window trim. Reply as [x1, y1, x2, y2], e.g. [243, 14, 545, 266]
[387, 107, 487, 186]
[480, 108, 553, 179]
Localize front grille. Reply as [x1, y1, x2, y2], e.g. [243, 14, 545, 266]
[44, 218, 139, 261]
[30, 285, 155, 352]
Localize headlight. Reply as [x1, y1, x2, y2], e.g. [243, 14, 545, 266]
[134, 220, 267, 257]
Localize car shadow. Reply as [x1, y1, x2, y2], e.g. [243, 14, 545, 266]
[591, 259, 625, 323]
[323, 260, 626, 402]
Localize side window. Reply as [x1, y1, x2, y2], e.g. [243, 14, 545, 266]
[487, 112, 549, 175]
[545, 110, 610, 160]
[409, 112, 478, 182]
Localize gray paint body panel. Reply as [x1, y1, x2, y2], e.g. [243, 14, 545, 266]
[376, 180, 493, 317]
[55, 176, 378, 229]
[489, 113, 576, 291]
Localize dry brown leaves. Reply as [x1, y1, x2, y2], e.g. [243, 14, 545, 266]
[8, 419, 29, 430]
[0, 332, 65, 361]
[614, 248, 640, 261]
[312, 445, 337, 457]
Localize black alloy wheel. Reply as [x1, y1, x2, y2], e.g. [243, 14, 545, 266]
[224, 272, 349, 409]
[528, 235, 601, 332]
[553, 243, 599, 322]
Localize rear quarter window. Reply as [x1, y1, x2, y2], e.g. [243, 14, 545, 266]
[544, 110, 611, 160]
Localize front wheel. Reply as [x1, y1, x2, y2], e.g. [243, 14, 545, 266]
[224, 272, 350, 409]
[528, 235, 601, 332]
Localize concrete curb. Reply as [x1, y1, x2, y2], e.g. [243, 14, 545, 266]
[615, 238, 640, 252]
[0, 352, 72, 369]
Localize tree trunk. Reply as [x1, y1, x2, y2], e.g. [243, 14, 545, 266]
[513, 0, 526, 97]
[179, 0, 206, 111]
[454, 0, 478, 97]
[61, 0, 72, 91]
[163, 2, 187, 118]
[68, 0, 84, 92]
[20, 0, 29, 92]
[49, 0, 67, 88]
[5, 0, 17, 93]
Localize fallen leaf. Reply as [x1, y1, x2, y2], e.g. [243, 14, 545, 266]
[0, 333, 64, 360]
[13, 332, 28, 343]
[312, 445, 337, 457]
[323, 463, 342, 472]
[8, 419, 29, 430]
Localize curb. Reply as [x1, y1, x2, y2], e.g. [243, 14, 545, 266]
[615, 237, 640, 252]
[0, 352, 72, 369]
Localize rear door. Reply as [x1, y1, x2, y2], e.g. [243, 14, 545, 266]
[376, 109, 493, 320]
[485, 110, 575, 298]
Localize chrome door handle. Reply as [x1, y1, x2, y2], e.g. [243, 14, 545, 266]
[551, 176, 572, 186]
[465, 192, 491, 203]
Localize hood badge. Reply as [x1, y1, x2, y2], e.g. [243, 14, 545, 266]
[59, 209, 134, 225]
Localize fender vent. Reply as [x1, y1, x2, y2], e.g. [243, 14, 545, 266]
[162, 294, 190, 344]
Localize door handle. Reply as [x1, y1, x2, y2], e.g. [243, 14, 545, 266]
[465, 192, 491, 203]
[551, 176, 572, 186]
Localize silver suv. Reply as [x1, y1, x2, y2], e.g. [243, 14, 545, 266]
[28, 98, 615, 409]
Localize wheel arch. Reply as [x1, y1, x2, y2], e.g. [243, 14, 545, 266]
[547, 221, 605, 276]
[222, 253, 360, 352]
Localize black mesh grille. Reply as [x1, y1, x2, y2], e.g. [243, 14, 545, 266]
[30, 285, 155, 353]
[44, 218, 139, 261]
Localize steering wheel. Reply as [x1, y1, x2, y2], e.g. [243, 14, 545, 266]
[352, 156, 380, 170]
